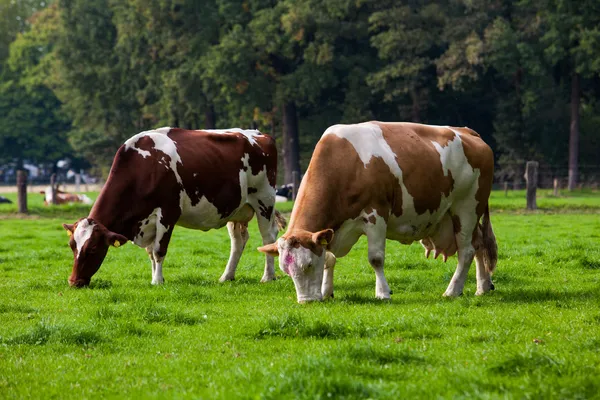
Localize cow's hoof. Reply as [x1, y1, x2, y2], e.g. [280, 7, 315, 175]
[322, 291, 334, 300]
[475, 281, 495, 295]
[442, 291, 462, 298]
[260, 275, 275, 283]
[219, 275, 235, 283]
[151, 279, 164, 285]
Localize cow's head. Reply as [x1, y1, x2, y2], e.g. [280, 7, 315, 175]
[62, 218, 127, 287]
[258, 229, 333, 303]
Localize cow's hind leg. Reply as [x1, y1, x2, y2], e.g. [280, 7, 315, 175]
[365, 215, 391, 299]
[475, 250, 494, 295]
[443, 210, 477, 297]
[219, 221, 249, 282]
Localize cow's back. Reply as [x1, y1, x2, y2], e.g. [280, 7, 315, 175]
[90, 127, 277, 237]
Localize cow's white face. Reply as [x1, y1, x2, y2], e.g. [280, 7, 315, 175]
[63, 218, 128, 287]
[258, 229, 333, 303]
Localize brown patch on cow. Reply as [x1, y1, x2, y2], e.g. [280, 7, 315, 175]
[283, 229, 325, 257]
[373, 122, 455, 216]
[258, 199, 274, 220]
[451, 214, 461, 234]
[286, 134, 395, 234]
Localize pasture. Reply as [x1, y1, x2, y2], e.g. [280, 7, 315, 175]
[0, 190, 600, 398]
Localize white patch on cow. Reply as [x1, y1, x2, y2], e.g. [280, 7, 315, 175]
[278, 237, 324, 302]
[73, 219, 95, 259]
[178, 192, 226, 230]
[124, 128, 183, 184]
[323, 123, 401, 174]
[134, 208, 160, 248]
[202, 128, 262, 146]
[238, 154, 251, 201]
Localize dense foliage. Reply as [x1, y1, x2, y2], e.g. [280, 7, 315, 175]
[0, 0, 599, 183]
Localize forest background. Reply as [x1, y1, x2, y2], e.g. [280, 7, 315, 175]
[1, 0, 599, 189]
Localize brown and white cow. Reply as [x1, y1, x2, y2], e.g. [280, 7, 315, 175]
[41, 187, 93, 205]
[63, 127, 285, 287]
[258, 122, 497, 303]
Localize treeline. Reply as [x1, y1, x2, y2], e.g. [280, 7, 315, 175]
[1, 0, 599, 186]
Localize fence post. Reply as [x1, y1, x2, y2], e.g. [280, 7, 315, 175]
[17, 170, 28, 214]
[50, 173, 58, 205]
[504, 182, 508, 197]
[524, 161, 538, 210]
[553, 178, 559, 196]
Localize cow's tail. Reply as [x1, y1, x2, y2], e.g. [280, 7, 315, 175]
[480, 203, 498, 274]
[274, 210, 287, 231]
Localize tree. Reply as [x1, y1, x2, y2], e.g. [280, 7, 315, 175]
[368, 0, 447, 122]
[0, 2, 72, 167]
[534, 0, 600, 189]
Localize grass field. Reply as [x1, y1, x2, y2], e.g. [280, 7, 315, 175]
[1, 190, 600, 398]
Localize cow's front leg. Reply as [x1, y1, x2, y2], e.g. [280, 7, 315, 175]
[255, 209, 278, 283]
[365, 217, 390, 300]
[219, 222, 249, 282]
[321, 251, 336, 300]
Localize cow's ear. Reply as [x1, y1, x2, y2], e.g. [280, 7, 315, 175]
[106, 232, 128, 248]
[62, 223, 74, 237]
[257, 243, 279, 257]
[312, 229, 334, 246]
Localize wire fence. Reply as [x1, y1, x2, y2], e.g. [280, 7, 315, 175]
[1, 163, 599, 192]
[492, 163, 600, 190]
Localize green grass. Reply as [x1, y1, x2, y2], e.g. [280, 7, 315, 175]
[491, 188, 600, 212]
[1, 193, 600, 398]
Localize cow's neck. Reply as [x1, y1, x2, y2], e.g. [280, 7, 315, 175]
[286, 170, 344, 234]
[88, 180, 138, 239]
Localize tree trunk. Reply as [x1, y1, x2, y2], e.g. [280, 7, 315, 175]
[204, 104, 216, 129]
[568, 72, 580, 190]
[282, 101, 301, 185]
